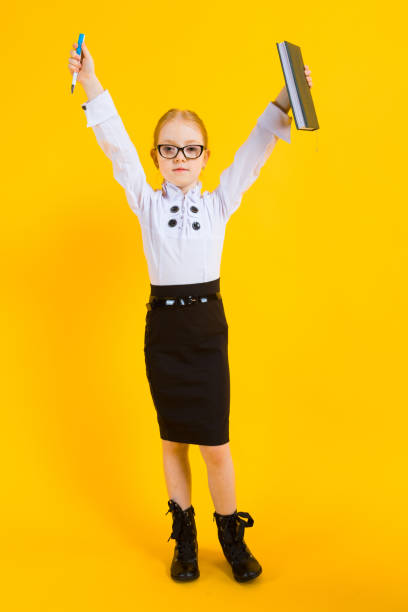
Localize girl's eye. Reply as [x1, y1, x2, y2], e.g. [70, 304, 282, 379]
[185, 146, 201, 157]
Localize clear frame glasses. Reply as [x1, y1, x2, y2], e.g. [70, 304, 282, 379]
[157, 144, 205, 159]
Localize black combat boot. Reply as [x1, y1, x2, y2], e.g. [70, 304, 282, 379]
[213, 509, 262, 582]
[165, 499, 200, 581]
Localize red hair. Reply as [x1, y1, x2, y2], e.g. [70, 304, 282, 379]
[152, 108, 209, 149]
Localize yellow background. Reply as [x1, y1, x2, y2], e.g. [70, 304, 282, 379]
[1, 1, 407, 610]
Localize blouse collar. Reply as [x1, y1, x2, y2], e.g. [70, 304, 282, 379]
[161, 179, 202, 201]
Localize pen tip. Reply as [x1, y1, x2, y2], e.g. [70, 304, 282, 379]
[71, 84, 74, 94]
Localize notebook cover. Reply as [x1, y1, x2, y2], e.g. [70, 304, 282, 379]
[276, 41, 319, 131]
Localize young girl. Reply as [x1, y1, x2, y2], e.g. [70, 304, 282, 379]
[68, 40, 313, 584]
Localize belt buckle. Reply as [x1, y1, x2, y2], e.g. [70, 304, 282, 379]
[178, 295, 197, 306]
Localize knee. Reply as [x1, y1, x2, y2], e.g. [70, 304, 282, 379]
[199, 442, 230, 467]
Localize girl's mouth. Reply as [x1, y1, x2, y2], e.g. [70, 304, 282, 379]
[173, 168, 188, 172]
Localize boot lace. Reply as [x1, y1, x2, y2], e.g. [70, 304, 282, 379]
[166, 505, 197, 562]
[215, 511, 254, 564]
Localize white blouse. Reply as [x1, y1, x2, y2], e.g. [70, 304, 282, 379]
[81, 89, 292, 286]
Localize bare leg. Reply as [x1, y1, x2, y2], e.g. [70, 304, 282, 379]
[199, 442, 237, 514]
[161, 440, 192, 510]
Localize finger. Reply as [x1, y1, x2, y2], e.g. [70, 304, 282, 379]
[81, 41, 90, 57]
[72, 40, 86, 56]
[69, 53, 81, 64]
[68, 59, 81, 70]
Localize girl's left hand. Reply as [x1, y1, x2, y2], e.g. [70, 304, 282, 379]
[304, 65, 313, 88]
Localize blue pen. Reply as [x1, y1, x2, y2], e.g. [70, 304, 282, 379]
[71, 33, 85, 94]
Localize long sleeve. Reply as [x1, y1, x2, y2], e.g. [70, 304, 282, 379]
[213, 102, 293, 223]
[81, 89, 152, 216]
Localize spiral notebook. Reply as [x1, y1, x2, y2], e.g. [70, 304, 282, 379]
[276, 41, 319, 131]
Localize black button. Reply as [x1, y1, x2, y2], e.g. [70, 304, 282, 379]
[170, 205, 179, 212]
[190, 205, 199, 213]
[168, 219, 177, 227]
[82, 104, 87, 110]
[192, 222, 200, 230]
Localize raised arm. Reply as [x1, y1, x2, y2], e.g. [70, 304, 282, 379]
[81, 86, 152, 217]
[69, 42, 152, 217]
[213, 96, 292, 223]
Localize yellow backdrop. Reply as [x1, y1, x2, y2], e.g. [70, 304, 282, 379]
[1, 1, 407, 610]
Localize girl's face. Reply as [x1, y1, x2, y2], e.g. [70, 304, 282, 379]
[151, 117, 210, 194]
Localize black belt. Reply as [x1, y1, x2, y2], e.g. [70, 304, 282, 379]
[146, 291, 222, 310]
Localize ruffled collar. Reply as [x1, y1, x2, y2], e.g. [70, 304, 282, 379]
[161, 179, 202, 202]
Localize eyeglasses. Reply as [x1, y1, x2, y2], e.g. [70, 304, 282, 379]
[156, 144, 205, 159]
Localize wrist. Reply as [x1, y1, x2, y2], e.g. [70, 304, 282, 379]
[272, 100, 289, 114]
[273, 86, 291, 114]
[81, 75, 104, 102]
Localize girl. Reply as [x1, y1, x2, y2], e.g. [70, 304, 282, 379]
[68, 40, 313, 583]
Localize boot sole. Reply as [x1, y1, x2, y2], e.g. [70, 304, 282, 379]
[233, 567, 262, 582]
[171, 570, 200, 582]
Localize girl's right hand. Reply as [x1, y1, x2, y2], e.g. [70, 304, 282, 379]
[67, 41, 95, 83]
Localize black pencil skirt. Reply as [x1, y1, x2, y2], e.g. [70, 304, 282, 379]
[144, 277, 230, 446]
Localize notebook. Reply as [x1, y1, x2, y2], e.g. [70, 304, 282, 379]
[276, 41, 319, 131]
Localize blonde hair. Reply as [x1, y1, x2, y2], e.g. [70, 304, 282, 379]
[153, 109, 209, 149]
